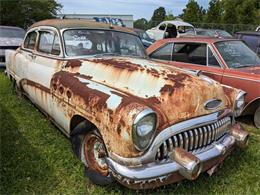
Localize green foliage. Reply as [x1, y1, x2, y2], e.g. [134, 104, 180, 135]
[181, 0, 206, 22]
[148, 6, 166, 28]
[237, 0, 258, 24]
[206, 0, 223, 23]
[222, 0, 241, 24]
[165, 10, 176, 21]
[0, 0, 62, 29]
[133, 18, 148, 30]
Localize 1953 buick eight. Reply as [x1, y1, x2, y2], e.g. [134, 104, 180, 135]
[5, 19, 249, 189]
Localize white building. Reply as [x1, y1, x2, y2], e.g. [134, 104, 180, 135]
[57, 14, 133, 28]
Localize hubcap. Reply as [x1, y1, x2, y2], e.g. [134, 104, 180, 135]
[83, 133, 108, 176]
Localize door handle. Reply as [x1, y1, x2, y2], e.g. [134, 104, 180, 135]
[28, 53, 36, 59]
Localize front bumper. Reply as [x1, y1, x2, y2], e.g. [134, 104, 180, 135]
[105, 110, 249, 189]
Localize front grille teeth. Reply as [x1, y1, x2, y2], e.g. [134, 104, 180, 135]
[156, 117, 231, 161]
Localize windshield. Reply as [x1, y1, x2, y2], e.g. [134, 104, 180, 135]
[63, 29, 146, 58]
[178, 26, 195, 35]
[0, 27, 25, 38]
[197, 30, 216, 37]
[217, 30, 232, 38]
[215, 40, 260, 68]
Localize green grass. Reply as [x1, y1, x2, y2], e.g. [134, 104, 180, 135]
[0, 70, 259, 194]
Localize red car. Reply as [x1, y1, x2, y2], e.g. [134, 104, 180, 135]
[147, 37, 260, 128]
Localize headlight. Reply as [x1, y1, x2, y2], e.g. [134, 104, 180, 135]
[132, 108, 157, 151]
[234, 91, 246, 117]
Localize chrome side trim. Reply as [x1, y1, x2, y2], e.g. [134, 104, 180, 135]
[106, 134, 236, 180]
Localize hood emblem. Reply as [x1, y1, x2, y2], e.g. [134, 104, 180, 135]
[204, 99, 223, 110]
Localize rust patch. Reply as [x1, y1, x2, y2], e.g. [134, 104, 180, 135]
[20, 79, 50, 93]
[146, 68, 160, 77]
[160, 84, 174, 96]
[90, 58, 140, 71]
[147, 96, 161, 104]
[64, 59, 82, 68]
[166, 73, 192, 88]
[51, 71, 110, 111]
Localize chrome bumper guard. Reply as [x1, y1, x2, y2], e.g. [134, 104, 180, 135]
[106, 134, 235, 181]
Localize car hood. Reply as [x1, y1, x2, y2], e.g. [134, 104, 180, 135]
[64, 57, 234, 130]
[0, 37, 23, 47]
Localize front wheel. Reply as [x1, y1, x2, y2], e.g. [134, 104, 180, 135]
[254, 106, 260, 129]
[71, 124, 113, 185]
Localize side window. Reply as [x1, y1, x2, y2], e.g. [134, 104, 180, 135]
[38, 31, 60, 55]
[208, 47, 221, 67]
[52, 34, 61, 55]
[159, 24, 166, 31]
[24, 31, 37, 50]
[172, 43, 207, 65]
[150, 43, 173, 60]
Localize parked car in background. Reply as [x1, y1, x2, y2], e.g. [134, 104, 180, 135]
[5, 19, 249, 189]
[235, 31, 260, 56]
[146, 20, 195, 40]
[195, 28, 232, 38]
[131, 28, 155, 48]
[0, 26, 25, 67]
[147, 37, 260, 128]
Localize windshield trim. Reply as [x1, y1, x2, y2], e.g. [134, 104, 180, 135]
[61, 27, 146, 58]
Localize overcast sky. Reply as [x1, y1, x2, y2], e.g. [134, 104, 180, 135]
[57, 0, 209, 20]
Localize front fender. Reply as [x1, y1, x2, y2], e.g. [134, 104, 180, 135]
[51, 70, 149, 158]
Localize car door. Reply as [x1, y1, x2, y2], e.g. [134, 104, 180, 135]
[11, 30, 38, 84]
[24, 28, 67, 128]
[150, 23, 167, 40]
[170, 42, 224, 82]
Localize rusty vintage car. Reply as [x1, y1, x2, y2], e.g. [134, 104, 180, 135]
[5, 19, 249, 189]
[147, 37, 260, 128]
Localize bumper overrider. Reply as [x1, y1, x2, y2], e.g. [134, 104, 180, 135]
[105, 109, 249, 189]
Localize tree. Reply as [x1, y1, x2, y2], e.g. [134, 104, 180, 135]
[134, 18, 148, 30]
[181, 0, 206, 23]
[206, 0, 223, 23]
[148, 6, 166, 28]
[237, 0, 258, 24]
[221, 0, 242, 24]
[0, 0, 62, 29]
[165, 10, 175, 20]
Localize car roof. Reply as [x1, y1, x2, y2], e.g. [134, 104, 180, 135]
[235, 31, 260, 36]
[29, 19, 137, 35]
[0, 26, 25, 31]
[160, 20, 194, 27]
[163, 37, 237, 43]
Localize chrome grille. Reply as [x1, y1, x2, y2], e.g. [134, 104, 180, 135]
[156, 116, 231, 160]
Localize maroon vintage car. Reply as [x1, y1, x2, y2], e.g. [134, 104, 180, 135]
[147, 37, 260, 128]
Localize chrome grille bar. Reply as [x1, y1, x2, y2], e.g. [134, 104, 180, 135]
[156, 116, 231, 161]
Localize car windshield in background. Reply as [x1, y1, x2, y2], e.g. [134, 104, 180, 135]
[215, 40, 260, 68]
[178, 26, 195, 34]
[138, 31, 153, 41]
[0, 28, 25, 38]
[63, 29, 146, 58]
[217, 30, 232, 38]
